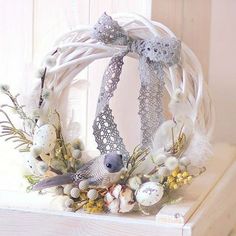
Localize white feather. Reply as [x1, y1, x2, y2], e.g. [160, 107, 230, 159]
[183, 131, 212, 167]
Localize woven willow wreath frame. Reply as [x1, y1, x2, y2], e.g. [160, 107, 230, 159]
[0, 12, 214, 215]
[39, 12, 214, 137]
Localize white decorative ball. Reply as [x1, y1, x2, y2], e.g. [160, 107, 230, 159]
[165, 156, 178, 171]
[63, 184, 73, 195]
[135, 182, 164, 207]
[33, 124, 57, 154]
[70, 187, 80, 198]
[78, 180, 89, 191]
[87, 189, 98, 200]
[64, 198, 74, 208]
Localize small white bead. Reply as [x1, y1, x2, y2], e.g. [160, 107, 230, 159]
[78, 180, 89, 191]
[64, 198, 74, 208]
[87, 189, 98, 200]
[70, 187, 80, 198]
[63, 184, 73, 195]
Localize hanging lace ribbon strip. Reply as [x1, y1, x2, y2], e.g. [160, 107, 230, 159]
[92, 13, 181, 159]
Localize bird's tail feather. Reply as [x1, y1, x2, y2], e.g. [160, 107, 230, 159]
[33, 173, 74, 191]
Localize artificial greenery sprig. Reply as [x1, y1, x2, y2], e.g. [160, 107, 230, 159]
[0, 109, 32, 151]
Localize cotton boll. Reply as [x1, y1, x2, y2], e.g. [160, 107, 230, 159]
[107, 199, 120, 213]
[165, 156, 178, 171]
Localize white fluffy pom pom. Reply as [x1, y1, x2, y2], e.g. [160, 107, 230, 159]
[165, 156, 178, 171]
[78, 180, 89, 191]
[70, 187, 80, 198]
[87, 189, 98, 200]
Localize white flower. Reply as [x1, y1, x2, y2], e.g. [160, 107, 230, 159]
[104, 185, 135, 214]
[165, 156, 178, 171]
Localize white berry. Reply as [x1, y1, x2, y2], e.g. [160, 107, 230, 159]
[63, 184, 73, 195]
[87, 189, 98, 200]
[64, 198, 74, 208]
[70, 187, 80, 198]
[78, 180, 89, 191]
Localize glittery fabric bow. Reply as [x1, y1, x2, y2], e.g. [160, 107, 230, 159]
[92, 13, 181, 162]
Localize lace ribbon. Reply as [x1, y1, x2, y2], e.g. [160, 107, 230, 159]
[92, 13, 181, 162]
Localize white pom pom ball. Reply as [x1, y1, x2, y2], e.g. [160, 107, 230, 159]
[87, 189, 98, 200]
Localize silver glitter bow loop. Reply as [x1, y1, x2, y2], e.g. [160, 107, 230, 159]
[131, 37, 181, 66]
[92, 12, 130, 46]
[92, 13, 181, 160]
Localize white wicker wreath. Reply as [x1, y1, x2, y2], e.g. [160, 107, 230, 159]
[0, 12, 214, 214]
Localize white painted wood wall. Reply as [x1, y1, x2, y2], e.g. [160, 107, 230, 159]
[0, 0, 235, 153]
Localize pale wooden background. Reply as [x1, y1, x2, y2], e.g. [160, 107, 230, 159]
[0, 0, 235, 153]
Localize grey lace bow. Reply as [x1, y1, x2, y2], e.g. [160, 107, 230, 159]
[92, 13, 181, 162]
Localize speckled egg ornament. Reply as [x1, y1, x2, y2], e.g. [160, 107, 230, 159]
[0, 12, 214, 216]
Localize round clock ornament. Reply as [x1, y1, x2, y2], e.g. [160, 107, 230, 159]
[0, 12, 214, 215]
